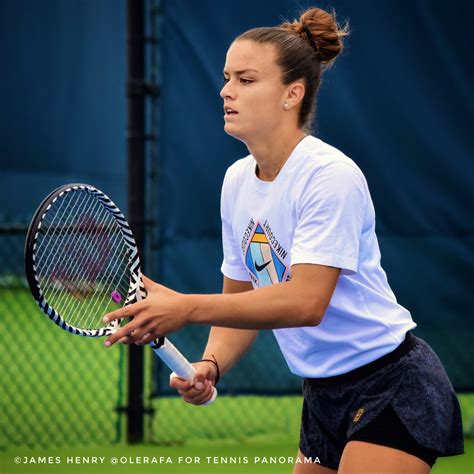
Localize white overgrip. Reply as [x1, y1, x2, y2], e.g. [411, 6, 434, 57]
[151, 338, 217, 405]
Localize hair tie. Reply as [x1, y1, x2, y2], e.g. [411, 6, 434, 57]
[200, 354, 220, 385]
[301, 24, 320, 58]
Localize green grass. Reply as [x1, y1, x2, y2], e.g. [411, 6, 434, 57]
[0, 288, 123, 448]
[1, 288, 473, 473]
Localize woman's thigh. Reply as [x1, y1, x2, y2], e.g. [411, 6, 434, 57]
[293, 449, 338, 474]
[338, 441, 431, 474]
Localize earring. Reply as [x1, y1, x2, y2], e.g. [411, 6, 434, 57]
[284, 102, 289, 109]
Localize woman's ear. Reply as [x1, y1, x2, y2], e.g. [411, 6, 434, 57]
[284, 81, 305, 109]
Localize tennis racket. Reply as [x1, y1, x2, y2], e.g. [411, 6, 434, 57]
[24, 183, 217, 404]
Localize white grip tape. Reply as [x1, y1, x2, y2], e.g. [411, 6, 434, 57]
[151, 338, 217, 405]
[152, 338, 196, 379]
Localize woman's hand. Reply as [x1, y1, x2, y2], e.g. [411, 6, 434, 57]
[103, 275, 193, 347]
[170, 361, 218, 405]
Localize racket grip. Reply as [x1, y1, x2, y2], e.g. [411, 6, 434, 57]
[150, 338, 217, 405]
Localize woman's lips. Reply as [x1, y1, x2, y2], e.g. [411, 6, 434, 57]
[224, 107, 238, 120]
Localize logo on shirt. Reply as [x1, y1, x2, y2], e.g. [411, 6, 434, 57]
[241, 219, 289, 287]
[255, 260, 271, 272]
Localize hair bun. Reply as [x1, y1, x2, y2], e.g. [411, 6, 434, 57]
[284, 7, 349, 65]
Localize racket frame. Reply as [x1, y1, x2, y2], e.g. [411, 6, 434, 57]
[25, 183, 217, 403]
[25, 183, 138, 337]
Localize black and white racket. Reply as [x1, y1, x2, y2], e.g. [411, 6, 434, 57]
[24, 183, 217, 404]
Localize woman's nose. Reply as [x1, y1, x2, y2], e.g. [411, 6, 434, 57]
[220, 80, 234, 99]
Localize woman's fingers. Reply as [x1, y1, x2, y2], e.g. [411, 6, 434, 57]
[183, 380, 214, 405]
[141, 274, 155, 289]
[169, 363, 216, 405]
[103, 300, 144, 324]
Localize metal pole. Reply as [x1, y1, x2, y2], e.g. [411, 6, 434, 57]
[126, 0, 145, 444]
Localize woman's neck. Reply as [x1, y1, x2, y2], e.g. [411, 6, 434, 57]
[247, 128, 307, 182]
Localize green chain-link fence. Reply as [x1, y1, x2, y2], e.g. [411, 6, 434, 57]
[0, 225, 303, 449]
[0, 226, 126, 449]
[1, 225, 473, 450]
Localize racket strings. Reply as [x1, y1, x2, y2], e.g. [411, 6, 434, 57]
[56, 204, 127, 326]
[42, 199, 129, 328]
[38, 191, 95, 285]
[35, 189, 133, 329]
[35, 191, 77, 273]
[39, 191, 99, 299]
[75, 231, 130, 329]
[49, 202, 113, 314]
[70, 231, 131, 327]
[40, 195, 109, 314]
[38, 192, 105, 316]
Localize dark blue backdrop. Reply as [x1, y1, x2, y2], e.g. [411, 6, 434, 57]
[0, 0, 127, 219]
[1, 0, 472, 391]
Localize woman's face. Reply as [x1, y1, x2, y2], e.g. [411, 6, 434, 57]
[220, 40, 289, 143]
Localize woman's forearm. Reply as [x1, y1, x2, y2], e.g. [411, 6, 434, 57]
[202, 327, 258, 377]
[189, 280, 323, 330]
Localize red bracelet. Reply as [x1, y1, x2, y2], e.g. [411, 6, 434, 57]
[200, 354, 220, 385]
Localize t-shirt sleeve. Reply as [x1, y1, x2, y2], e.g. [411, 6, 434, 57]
[220, 169, 251, 281]
[290, 162, 367, 275]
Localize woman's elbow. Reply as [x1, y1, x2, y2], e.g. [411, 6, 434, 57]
[299, 300, 327, 327]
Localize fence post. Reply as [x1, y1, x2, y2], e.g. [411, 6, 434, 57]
[126, 0, 146, 444]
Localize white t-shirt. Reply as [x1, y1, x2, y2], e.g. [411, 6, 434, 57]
[220, 135, 416, 378]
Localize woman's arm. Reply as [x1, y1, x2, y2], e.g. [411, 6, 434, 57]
[169, 276, 257, 405]
[201, 276, 258, 378]
[189, 264, 341, 330]
[103, 264, 340, 347]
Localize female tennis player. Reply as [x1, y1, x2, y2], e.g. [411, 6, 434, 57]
[104, 7, 464, 473]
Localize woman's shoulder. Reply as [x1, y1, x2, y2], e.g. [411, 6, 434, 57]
[220, 155, 254, 199]
[295, 137, 369, 210]
[223, 154, 254, 183]
[300, 135, 363, 176]
[291, 137, 366, 196]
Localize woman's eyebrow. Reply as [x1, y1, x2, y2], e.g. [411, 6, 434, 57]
[223, 69, 259, 75]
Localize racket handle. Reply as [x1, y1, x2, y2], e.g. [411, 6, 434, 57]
[150, 338, 217, 405]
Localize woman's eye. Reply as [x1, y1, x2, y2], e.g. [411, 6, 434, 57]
[222, 76, 253, 84]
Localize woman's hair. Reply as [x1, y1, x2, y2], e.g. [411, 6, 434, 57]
[236, 7, 349, 132]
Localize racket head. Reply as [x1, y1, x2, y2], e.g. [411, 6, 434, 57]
[24, 183, 145, 337]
